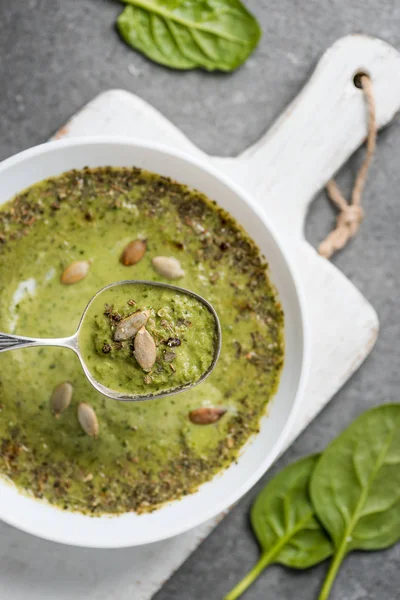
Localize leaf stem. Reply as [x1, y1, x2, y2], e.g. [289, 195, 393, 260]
[224, 549, 275, 600]
[318, 542, 347, 600]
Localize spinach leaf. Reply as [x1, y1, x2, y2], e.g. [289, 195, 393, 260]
[224, 455, 332, 600]
[116, 0, 261, 71]
[310, 404, 400, 600]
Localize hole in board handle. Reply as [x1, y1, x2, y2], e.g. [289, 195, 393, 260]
[353, 71, 370, 89]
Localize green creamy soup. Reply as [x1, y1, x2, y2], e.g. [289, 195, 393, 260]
[79, 283, 217, 395]
[0, 167, 284, 515]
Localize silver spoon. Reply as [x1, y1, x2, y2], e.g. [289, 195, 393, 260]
[0, 280, 221, 402]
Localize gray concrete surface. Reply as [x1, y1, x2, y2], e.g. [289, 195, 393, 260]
[0, 1, 399, 599]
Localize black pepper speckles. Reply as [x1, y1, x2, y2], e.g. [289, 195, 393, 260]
[0, 166, 284, 515]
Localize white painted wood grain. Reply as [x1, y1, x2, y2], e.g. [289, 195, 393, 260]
[2, 34, 400, 600]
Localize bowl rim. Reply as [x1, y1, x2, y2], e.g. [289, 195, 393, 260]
[0, 136, 310, 547]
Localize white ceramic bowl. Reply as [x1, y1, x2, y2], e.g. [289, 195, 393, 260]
[0, 137, 308, 547]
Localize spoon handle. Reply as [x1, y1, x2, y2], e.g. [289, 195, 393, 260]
[0, 332, 77, 353]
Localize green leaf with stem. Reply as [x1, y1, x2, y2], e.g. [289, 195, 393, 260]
[225, 455, 332, 600]
[310, 404, 400, 600]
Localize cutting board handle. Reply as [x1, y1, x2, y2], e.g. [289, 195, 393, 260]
[216, 35, 400, 240]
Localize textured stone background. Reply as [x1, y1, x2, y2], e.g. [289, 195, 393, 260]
[0, 1, 399, 599]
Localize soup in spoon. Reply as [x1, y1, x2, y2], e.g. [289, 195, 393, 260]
[79, 281, 219, 397]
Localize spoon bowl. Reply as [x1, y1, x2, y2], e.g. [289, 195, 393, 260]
[0, 280, 221, 402]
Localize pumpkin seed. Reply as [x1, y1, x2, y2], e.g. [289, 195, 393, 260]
[50, 382, 73, 417]
[78, 403, 99, 438]
[120, 239, 147, 266]
[152, 256, 184, 279]
[189, 407, 227, 425]
[61, 260, 90, 284]
[134, 327, 156, 371]
[114, 309, 150, 341]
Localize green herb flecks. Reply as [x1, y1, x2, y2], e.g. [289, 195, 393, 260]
[0, 166, 284, 516]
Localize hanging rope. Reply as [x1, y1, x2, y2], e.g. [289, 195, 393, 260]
[318, 75, 377, 259]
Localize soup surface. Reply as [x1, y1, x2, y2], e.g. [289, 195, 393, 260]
[0, 167, 284, 514]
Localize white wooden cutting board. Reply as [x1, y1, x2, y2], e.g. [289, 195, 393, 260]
[2, 34, 400, 600]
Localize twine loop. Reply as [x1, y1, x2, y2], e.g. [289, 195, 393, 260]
[336, 204, 364, 230]
[318, 74, 376, 259]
